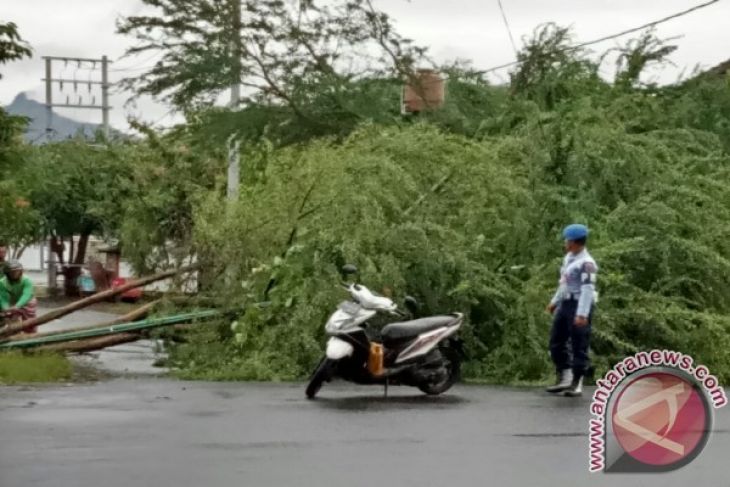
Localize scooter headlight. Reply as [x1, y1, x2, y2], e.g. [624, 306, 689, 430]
[325, 309, 353, 333]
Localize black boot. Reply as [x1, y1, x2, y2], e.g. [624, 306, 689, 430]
[546, 369, 573, 393]
[563, 370, 584, 397]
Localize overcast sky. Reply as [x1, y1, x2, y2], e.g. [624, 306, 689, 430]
[2, 0, 728, 131]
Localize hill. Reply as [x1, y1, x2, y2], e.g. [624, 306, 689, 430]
[5, 92, 103, 143]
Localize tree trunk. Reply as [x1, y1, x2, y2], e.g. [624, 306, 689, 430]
[63, 265, 82, 297]
[50, 235, 65, 265]
[62, 232, 91, 297]
[0, 265, 197, 337]
[75, 233, 90, 265]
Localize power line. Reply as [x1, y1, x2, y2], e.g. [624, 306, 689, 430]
[496, 0, 519, 56]
[151, 108, 175, 126]
[111, 50, 164, 73]
[474, 0, 722, 76]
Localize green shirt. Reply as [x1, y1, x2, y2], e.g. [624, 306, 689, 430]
[0, 276, 35, 309]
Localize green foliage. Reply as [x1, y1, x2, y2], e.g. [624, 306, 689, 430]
[2, 21, 721, 385]
[168, 115, 730, 384]
[113, 126, 226, 274]
[510, 23, 605, 110]
[165, 26, 730, 384]
[20, 141, 130, 240]
[0, 21, 32, 79]
[613, 29, 678, 89]
[0, 105, 40, 247]
[0, 352, 72, 384]
[0, 180, 41, 247]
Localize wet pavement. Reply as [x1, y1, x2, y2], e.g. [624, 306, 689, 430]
[37, 306, 166, 376]
[1, 380, 728, 487]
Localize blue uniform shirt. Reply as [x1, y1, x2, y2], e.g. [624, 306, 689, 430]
[550, 248, 598, 318]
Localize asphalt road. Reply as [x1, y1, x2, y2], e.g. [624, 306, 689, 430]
[1, 380, 728, 487]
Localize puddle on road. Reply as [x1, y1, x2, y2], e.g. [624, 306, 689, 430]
[70, 339, 168, 377]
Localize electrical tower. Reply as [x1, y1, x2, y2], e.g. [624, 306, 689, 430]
[41, 55, 111, 294]
[42, 55, 111, 140]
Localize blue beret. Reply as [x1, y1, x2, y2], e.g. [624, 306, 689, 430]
[563, 224, 589, 241]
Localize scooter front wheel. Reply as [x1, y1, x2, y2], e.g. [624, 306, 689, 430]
[305, 357, 335, 399]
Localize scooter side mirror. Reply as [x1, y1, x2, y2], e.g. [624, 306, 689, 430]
[404, 295, 419, 315]
[340, 264, 359, 283]
[341, 264, 358, 276]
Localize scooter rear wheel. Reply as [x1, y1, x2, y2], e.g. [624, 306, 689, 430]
[417, 348, 461, 395]
[305, 358, 335, 399]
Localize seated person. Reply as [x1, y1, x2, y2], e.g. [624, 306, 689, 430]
[0, 260, 38, 333]
[77, 267, 96, 296]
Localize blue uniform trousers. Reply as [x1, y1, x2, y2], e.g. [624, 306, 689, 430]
[549, 299, 592, 377]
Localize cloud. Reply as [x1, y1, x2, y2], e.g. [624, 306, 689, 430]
[2, 0, 729, 131]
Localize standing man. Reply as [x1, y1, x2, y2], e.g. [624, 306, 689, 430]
[0, 260, 38, 333]
[545, 224, 598, 397]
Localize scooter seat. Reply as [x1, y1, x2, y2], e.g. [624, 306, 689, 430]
[381, 315, 457, 340]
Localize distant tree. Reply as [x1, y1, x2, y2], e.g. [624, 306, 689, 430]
[0, 22, 36, 252]
[509, 23, 601, 109]
[613, 30, 678, 89]
[117, 0, 426, 112]
[19, 141, 130, 296]
[0, 21, 31, 79]
[0, 21, 32, 170]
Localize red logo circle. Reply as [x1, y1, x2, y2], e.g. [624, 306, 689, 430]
[611, 371, 710, 467]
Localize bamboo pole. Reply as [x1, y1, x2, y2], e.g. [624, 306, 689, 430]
[39, 332, 143, 353]
[0, 266, 196, 338]
[0, 310, 219, 349]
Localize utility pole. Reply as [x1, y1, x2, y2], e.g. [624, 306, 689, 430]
[44, 57, 53, 139]
[101, 55, 110, 138]
[227, 0, 243, 203]
[223, 0, 243, 289]
[229, 0, 242, 108]
[226, 133, 241, 201]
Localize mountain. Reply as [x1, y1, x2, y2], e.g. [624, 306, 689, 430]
[5, 92, 103, 143]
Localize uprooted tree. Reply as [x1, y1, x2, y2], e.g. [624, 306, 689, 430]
[154, 26, 730, 383]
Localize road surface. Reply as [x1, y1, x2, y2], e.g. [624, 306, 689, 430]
[1, 380, 728, 486]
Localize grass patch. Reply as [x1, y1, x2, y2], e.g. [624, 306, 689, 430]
[0, 351, 72, 385]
